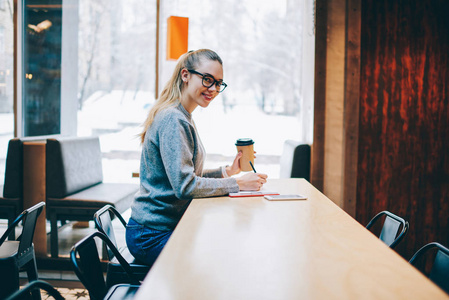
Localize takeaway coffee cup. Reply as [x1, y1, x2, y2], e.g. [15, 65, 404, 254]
[235, 138, 255, 172]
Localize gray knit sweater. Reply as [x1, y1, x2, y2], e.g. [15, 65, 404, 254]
[130, 103, 239, 231]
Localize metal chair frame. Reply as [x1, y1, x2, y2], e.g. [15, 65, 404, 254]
[366, 210, 409, 249]
[70, 231, 140, 300]
[409, 242, 449, 294]
[93, 205, 150, 286]
[94, 204, 128, 260]
[0, 202, 45, 300]
[6, 280, 65, 300]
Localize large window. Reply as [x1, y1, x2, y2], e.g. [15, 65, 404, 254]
[15, 0, 314, 182]
[0, 0, 14, 184]
[158, 0, 313, 176]
[77, 0, 156, 182]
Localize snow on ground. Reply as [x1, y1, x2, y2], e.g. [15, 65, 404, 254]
[79, 91, 303, 181]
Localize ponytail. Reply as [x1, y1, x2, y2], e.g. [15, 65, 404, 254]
[139, 49, 223, 143]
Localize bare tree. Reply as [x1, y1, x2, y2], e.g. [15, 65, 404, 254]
[78, 1, 107, 109]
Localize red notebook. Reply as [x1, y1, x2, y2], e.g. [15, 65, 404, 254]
[229, 191, 280, 198]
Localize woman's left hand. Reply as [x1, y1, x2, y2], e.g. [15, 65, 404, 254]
[226, 151, 243, 176]
[226, 151, 257, 177]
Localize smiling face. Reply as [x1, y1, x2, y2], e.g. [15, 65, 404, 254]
[180, 58, 224, 113]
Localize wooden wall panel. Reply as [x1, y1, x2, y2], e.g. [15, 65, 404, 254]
[342, 0, 361, 217]
[312, 0, 328, 191]
[323, 0, 345, 207]
[358, 0, 449, 258]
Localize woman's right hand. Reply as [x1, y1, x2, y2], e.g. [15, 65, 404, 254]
[235, 172, 268, 191]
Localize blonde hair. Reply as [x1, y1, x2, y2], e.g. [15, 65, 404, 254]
[139, 49, 223, 143]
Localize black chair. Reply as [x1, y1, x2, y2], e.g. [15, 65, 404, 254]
[70, 231, 140, 300]
[0, 202, 45, 300]
[0, 138, 24, 240]
[94, 205, 151, 285]
[6, 280, 65, 300]
[409, 242, 449, 294]
[366, 210, 409, 249]
[94, 205, 129, 259]
[279, 140, 311, 181]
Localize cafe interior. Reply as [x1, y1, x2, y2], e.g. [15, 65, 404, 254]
[0, 0, 448, 299]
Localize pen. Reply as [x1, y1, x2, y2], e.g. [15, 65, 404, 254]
[249, 161, 257, 173]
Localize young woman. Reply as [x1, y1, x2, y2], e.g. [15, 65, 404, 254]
[126, 49, 268, 266]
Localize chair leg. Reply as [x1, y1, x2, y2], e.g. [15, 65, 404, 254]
[102, 241, 109, 260]
[50, 213, 59, 258]
[25, 253, 39, 282]
[25, 252, 41, 300]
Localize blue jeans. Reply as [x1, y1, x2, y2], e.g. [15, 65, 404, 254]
[125, 218, 173, 267]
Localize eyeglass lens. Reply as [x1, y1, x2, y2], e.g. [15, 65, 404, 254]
[202, 75, 226, 92]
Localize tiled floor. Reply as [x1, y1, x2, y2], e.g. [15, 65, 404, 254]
[31, 286, 89, 300]
[46, 287, 89, 300]
[1, 208, 131, 290]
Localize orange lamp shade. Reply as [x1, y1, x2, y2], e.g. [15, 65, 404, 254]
[166, 16, 189, 61]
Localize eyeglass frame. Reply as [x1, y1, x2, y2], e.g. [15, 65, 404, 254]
[187, 69, 227, 93]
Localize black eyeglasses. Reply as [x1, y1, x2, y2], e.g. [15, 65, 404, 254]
[188, 69, 227, 93]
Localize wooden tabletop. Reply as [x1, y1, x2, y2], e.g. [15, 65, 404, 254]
[134, 178, 449, 300]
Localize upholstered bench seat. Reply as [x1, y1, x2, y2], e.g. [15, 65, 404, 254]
[0, 190, 21, 220]
[46, 136, 138, 258]
[0, 188, 21, 208]
[0, 138, 24, 240]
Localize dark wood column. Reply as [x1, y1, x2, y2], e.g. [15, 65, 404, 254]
[357, 0, 449, 258]
[311, 0, 328, 192]
[313, 0, 449, 258]
[342, 0, 361, 217]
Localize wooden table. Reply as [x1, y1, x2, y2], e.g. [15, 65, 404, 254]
[134, 179, 449, 299]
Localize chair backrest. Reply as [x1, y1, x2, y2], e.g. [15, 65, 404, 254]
[6, 280, 65, 300]
[70, 231, 139, 300]
[0, 202, 45, 253]
[3, 138, 23, 198]
[94, 205, 127, 259]
[409, 242, 449, 294]
[366, 210, 409, 249]
[279, 141, 311, 181]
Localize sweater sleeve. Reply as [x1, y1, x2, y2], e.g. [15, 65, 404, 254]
[159, 115, 239, 199]
[202, 167, 225, 178]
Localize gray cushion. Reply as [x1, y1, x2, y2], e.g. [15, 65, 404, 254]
[46, 137, 103, 198]
[3, 139, 23, 198]
[47, 183, 137, 213]
[0, 184, 21, 220]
